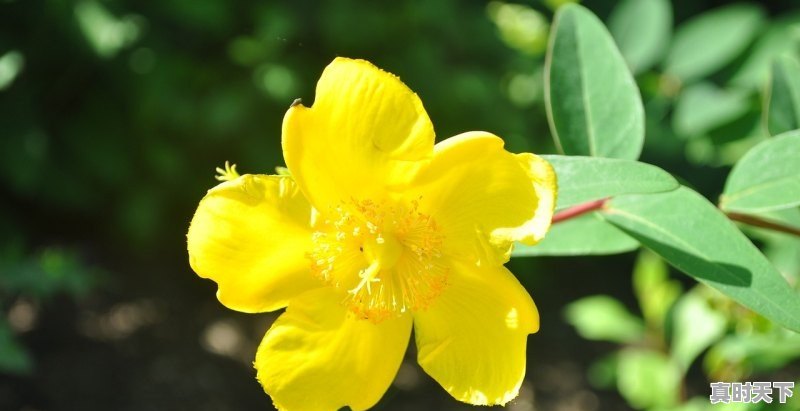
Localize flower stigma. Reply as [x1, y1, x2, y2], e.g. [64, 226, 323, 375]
[307, 199, 447, 322]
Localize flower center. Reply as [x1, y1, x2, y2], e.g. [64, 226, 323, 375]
[307, 199, 447, 322]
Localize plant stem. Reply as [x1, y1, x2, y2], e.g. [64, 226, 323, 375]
[551, 198, 608, 224]
[725, 212, 800, 237]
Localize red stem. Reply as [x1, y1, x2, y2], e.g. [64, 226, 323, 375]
[551, 198, 609, 224]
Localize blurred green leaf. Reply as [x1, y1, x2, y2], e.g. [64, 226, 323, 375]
[542, 155, 679, 210]
[564, 295, 645, 343]
[765, 55, 800, 136]
[672, 82, 750, 138]
[653, 397, 719, 411]
[608, 0, 672, 74]
[0, 319, 33, 375]
[616, 349, 681, 409]
[587, 353, 618, 389]
[513, 212, 638, 256]
[545, 4, 644, 159]
[706, 330, 800, 376]
[721, 131, 800, 213]
[602, 186, 800, 332]
[664, 3, 765, 83]
[0, 248, 101, 299]
[671, 290, 727, 371]
[486, 2, 549, 56]
[0, 50, 24, 91]
[729, 12, 800, 90]
[633, 250, 681, 330]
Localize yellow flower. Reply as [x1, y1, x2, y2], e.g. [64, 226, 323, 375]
[187, 57, 557, 410]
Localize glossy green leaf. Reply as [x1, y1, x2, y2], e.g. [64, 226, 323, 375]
[664, 3, 765, 83]
[602, 186, 800, 332]
[616, 349, 681, 409]
[672, 82, 750, 138]
[670, 290, 727, 372]
[608, 0, 672, 74]
[564, 295, 645, 343]
[542, 155, 679, 210]
[766, 55, 800, 136]
[545, 4, 644, 159]
[721, 131, 800, 213]
[512, 212, 638, 256]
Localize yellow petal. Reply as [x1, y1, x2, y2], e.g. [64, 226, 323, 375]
[256, 288, 412, 411]
[283, 57, 435, 213]
[411, 131, 556, 264]
[187, 175, 320, 313]
[413, 260, 539, 406]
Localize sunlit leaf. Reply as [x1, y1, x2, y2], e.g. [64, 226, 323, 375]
[765, 55, 800, 136]
[542, 155, 678, 210]
[512, 213, 638, 256]
[608, 0, 672, 74]
[545, 4, 644, 159]
[602, 186, 800, 332]
[664, 3, 765, 83]
[721, 131, 800, 213]
[564, 295, 645, 343]
[671, 290, 727, 372]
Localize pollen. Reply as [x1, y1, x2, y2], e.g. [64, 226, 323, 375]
[307, 199, 447, 322]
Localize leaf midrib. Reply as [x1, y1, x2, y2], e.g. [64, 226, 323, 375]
[572, 18, 598, 157]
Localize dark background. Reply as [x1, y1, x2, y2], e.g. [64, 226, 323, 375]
[1, 0, 798, 410]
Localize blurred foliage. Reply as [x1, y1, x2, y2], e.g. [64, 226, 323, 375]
[1, 0, 800, 409]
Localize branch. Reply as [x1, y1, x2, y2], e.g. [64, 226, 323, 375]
[552, 198, 608, 224]
[725, 212, 800, 238]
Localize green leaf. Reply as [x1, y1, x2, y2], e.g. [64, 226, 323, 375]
[729, 11, 800, 90]
[706, 330, 800, 374]
[608, 0, 672, 74]
[664, 3, 765, 83]
[542, 155, 679, 210]
[512, 212, 638, 256]
[601, 186, 800, 332]
[633, 250, 681, 330]
[765, 55, 800, 136]
[670, 290, 727, 371]
[587, 354, 618, 389]
[545, 4, 644, 160]
[616, 349, 681, 409]
[721, 131, 800, 213]
[672, 83, 750, 138]
[564, 295, 645, 343]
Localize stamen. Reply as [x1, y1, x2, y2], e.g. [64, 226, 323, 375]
[306, 199, 447, 322]
[215, 161, 240, 181]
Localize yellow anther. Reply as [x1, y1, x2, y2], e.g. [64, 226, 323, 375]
[306, 199, 447, 322]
